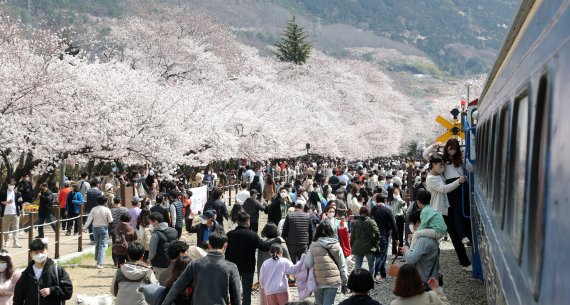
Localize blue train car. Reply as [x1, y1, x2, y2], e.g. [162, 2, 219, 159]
[473, 0, 570, 304]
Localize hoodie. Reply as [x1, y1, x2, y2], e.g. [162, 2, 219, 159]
[111, 261, 157, 305]
[305, 237, 348, 288]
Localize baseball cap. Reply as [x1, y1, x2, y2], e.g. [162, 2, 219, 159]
[201, 210, 216, 220]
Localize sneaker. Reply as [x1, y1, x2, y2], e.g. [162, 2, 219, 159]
[462, 265, 473, 272]
[13, 243, 22, 248]
[96, 265, 103, 269]
[65, 231, 71, 236]
[462, 237, 470, 245]
[374, 275, 386, 283]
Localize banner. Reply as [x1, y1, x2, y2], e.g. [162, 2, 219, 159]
[189, 186, 208, 214]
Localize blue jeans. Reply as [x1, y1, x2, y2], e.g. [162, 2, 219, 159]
[374, 235, 389, 278]
[240, 273, 254, 305]
[314, 287, 338, 305]
[353, 252, 375, 272]
[93, 226, 108, 265]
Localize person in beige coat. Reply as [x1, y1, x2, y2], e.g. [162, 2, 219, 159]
[305, 222, 348, 305]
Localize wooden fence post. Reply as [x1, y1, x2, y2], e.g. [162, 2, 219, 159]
[55, 205, 61, 259]
[78, 204, 84, 252]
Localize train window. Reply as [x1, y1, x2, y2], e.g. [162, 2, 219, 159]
[527, 76, 548, 298]
[505, 91, 529, 262]
[485, 114, 497, 203]
[494, 105, 509, 228]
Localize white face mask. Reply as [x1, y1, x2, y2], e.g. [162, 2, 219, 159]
[280, 192, 288, 198]
[201, 218, 208, 225]
[0, 263, 7, 272]
[33, 253, 48, 263]
[7, 185, 14, 192]
[409, 224, 415, 233]
[328, 212, 335, 219]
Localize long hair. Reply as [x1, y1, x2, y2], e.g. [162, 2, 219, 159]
[230, 204, 244, 223]
[443, 138, 462, 167]
[166, 256, 192, 289]
[0, 250, 14, 280]
[136, 208, 151, 229]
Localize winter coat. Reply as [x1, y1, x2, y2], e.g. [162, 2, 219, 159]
[288, 253, 317, 300]
[188, 222, 225, 245]
[305, 237, 348, 288]
[13, 259, 73, 305]
[225, 225, 269, 274]
[265, 196, 292, 225]
[38, 190, 54, 218]
[282, 210, 312, 247]
[111, 261, 157, 305]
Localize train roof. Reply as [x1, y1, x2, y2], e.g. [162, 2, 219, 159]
[480, 0, 537, 105]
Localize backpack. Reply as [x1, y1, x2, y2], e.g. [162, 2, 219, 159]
[113, 233, 128, 255]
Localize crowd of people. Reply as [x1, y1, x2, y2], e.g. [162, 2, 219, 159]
[0, 138, 475, 305]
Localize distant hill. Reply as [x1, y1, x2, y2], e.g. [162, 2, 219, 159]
[3, 0, 520, 76]
[272, 0, 520, 75]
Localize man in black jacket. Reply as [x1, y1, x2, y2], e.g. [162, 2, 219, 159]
[242, 190, 265, 233]
[148, 212, 178, 279]
[225, 212, 270, 305]
[370, 193, 399, 281]
[35, 183, 57, 239]
[14, 239, 73, 305]
[203, 187, 229, 226]
[282, 203, 313, 263]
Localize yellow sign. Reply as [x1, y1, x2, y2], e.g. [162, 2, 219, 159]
[435, 115, 464, 142]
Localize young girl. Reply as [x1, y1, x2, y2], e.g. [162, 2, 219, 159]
[0, 250, 20, 305]
[259, 244, 296, 305]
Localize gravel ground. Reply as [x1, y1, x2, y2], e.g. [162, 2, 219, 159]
[62, 198, 486, 305]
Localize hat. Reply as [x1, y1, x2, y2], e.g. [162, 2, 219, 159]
[249, 189, 259, 195]
[187, 246, 207, 260]
[105, 183, 113, 191]
[131, 196, 142, 204]
[335, 188, 344, 194]
[201, 210, 216, 220]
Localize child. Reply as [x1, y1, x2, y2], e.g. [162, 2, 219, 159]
[111, 241, 157, 305]
[259, 244, 296, 305]
[338, 268, 381, 305]
[409, 189, 447, 249]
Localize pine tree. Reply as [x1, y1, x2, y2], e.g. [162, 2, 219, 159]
[274, 16, 312, 65]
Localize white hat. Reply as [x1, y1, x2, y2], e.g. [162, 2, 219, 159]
[187, 246, 207, 260]
[105, 183, 113, 191]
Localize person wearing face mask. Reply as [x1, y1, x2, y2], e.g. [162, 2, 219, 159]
[266, 187, 293, 226]
[13, 239, 73, 305]
[0, 250, 20, 305]
[188, 210, 225, 248]
[425, 156, 471, 272]
[0, 180, 23, 248]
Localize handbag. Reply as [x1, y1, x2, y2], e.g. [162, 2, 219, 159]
[113, 233, 128, 255]
[388, 253, 401, 277]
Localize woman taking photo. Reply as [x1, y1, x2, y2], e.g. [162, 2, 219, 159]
[305, 223, 348, 305]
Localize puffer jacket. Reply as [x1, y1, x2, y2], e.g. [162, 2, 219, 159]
[305, 237, 348, 288]
[111, 261, 157, 305]
[13, 258, 73, 305]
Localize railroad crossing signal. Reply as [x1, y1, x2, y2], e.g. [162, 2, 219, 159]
[435, 114, 464, 142]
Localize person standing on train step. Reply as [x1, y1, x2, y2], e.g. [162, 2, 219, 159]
[425, 156, 471, 271]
